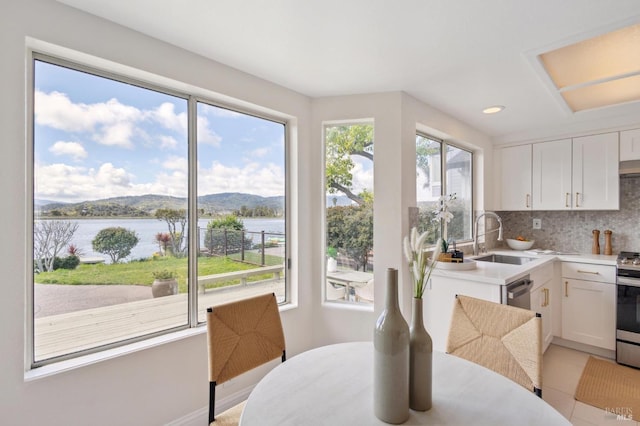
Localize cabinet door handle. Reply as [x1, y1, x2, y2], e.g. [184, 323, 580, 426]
[565, 193, 570, 208]
[526, 194, 530, 208]
[575, 192, 580, 207]
[565, 281, 568, 297]
[577, 270, 600, 275]
[544, 288, 549, 307]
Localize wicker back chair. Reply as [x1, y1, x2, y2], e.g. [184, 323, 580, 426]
[446, 294, 542, 397]
[207, 293, 286, 424]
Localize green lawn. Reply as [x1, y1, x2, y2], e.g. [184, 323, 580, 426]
[35, 255, 284, 292]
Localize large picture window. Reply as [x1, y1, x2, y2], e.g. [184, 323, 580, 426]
[31, 55, 287, 366]
[416, 134, 472, 247]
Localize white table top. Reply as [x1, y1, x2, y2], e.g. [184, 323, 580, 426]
[326, 270, 373, 286]
[240, 342, 570, 426]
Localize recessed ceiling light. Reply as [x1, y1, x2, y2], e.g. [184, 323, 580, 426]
[539, 22, 640, 112]
[482, 106, 505, 114]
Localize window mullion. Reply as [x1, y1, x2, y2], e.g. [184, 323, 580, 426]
[187, 96, 199, 327]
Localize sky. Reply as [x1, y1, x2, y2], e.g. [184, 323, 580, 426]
[34, 60, 286, 203]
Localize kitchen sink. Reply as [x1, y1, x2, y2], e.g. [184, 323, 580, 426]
[473, 254, 536, 265]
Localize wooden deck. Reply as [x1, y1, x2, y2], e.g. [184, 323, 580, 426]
[34, 279, 285, 361]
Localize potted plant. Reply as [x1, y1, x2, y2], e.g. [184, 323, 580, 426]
[327, 246, 338, 272]
[151, 269, 178, 298]
[433, 193, 456, 262]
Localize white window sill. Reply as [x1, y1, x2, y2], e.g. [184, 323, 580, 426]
[26, 302, 297, 381]
[25, 326, 206, 381]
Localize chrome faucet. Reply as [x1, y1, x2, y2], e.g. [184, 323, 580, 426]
[473, 211, 504, 256]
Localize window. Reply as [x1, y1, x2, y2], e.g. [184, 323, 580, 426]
[195, 102, 286, 322]
[31, 54, 287, 366]
[324, 123, 374, 304]
[416, 134, 472, 247]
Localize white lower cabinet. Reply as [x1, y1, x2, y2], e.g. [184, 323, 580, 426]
[531, 284, 553, 352]
[529, 263, 554, 352]
[561, 263, 616, 350]
[425, 275, 502, 352]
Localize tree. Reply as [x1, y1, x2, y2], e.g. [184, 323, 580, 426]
[92, 227, 139, 263]
[325, 124, 373, 205]
[204, 215, 251, 255]
[326, 203, 374, 271]
[155, 208, 187, 256]
[34, 220, 79, 272]
[416, 135, 441, 188]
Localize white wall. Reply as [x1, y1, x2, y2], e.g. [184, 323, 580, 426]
[0, 2, 494, 424]
[1, 1, 314, 425]
[309, 92, 492, 342]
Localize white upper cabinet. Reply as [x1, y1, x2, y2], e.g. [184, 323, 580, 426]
[496, 144, 532, 210]
[496, 132, 619, 211]
[620, 128, 640, 161]
[532, 139, 572, 210]
[572, 133, 619, 210]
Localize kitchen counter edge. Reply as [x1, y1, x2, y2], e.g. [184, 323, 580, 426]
[431, 250, 617, 286]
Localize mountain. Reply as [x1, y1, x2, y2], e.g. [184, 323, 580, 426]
[198, 193, 284, 212]
[36, 193, 285, 217]
[326, 195, 354, 207]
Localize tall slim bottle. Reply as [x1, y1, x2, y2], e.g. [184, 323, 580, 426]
[373, 268, 410, 424]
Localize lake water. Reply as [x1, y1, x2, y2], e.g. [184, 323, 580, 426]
[43, 217, 284, 262]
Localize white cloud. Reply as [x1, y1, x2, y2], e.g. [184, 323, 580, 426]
[162, 156, 188, 173]
[94, 121, 135, 148]
[197, 115, 222, 146]
[34, 161, 189, 202]
[350, 158, 374, 195]
[35, 163, 130, 201]
[35, 91, 97, 132]
[94, 163, 132, 187]
[35, 91, 143, 148]
[198, 161, 284, 197]
[49, 141, 87, 161]
[247, 147, 269, 158]
[158, 135, 178, 150]
[149, 102, 187, 133]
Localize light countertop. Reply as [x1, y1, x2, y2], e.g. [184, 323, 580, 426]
[431, 250, 617, 285]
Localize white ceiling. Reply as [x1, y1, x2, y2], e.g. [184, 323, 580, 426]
[58, 0, 640, 143]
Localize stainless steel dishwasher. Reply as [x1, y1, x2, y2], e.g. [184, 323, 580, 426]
[501, 276, 533, 309]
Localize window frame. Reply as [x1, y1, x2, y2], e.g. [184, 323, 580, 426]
[28, 51, 291, 368]
[416, 132, 474, 245]
[321, 120, 375, 307]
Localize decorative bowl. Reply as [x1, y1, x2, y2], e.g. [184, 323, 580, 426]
[506, 238, 534, 250]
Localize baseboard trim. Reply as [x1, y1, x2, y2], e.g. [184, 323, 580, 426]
[551, 337, 615, 360]
[166, 385, 255, 426]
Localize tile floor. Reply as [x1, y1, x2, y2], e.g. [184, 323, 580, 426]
[543, 344, 638, 425]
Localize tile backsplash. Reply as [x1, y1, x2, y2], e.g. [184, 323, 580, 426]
[494, 176, 640, 254]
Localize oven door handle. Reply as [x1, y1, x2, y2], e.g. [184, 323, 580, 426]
[617, 276, 640, 288]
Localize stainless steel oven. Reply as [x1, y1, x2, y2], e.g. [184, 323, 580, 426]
[616, 252, 640, 368]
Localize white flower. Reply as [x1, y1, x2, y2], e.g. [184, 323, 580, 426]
[403, 226, 442, 299]
[433, 193, 456, 223]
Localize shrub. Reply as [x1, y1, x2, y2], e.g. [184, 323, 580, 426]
[92, 227, 139, 264]
[204, 215, 252, 255]
[60, 255, 80, 270]
[51, 255, 81, 270]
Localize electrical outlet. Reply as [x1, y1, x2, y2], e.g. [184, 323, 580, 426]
[533, 218, 542, 230]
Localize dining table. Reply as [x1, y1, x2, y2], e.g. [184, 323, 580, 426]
[239, 341, 570, 425]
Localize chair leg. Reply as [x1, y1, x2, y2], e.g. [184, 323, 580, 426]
[534, 387, 542, 398]
[209, 381, 216, 423]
